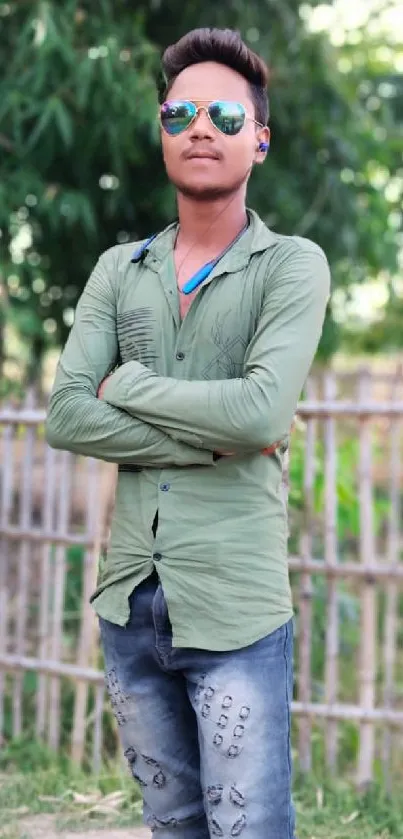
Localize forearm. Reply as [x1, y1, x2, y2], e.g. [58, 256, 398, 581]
[102, 364, 276, 451]
[45, 381, 214, 467]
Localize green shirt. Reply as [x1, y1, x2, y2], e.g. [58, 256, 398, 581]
[45, 209, 330, 651]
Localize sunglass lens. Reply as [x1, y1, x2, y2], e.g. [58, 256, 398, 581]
[160, 101, 196, 135]
[209, 101, 246, 135]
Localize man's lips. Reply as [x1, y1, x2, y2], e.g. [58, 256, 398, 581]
[184, 149, 221, 160]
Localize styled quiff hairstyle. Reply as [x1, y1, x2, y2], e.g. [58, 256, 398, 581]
[159, 28, 270, 125]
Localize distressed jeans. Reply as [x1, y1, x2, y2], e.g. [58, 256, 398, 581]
[99, 572, 296, 839]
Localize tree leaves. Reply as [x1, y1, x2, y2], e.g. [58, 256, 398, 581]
[0, 0, 401, 384]
[27, 98, 70, 150]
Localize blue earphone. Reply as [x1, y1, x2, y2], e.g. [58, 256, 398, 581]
[258, 141, 270, 152]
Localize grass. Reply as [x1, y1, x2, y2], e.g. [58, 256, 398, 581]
[0, 765, 143, 837]
[294, 775, 403, 838]
[1, 740, 403, 838]
[0, 739, 140, 822]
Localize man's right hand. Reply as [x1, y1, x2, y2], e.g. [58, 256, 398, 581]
[260, 441, 282, 456]
[216, 440, 283, 458]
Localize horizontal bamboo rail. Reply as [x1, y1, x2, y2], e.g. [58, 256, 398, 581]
[320, 370, 403, 384]
[4, 401, 403, 425]
[301, 402, 403, 417]
[288, 557, 403, 581]
[292, 703, 403, 725]
[1, 525, 403, 580]
[0, 653, 104, 683]
[1, 655, 403, 726]
[0, 525, 89, 546]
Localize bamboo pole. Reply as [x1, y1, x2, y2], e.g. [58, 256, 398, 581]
[300, 402, 403, 417]
[0, 525, 105, 548]
[92, 684, 105, 773]
[297, 379, 317, 773]
[357, 371, 377, 789]
[3, 651, 403, 726]
[47, 450, 71, 751]
[2, 522, 403, 578]
[288, 557, 403, 580]
[314, 370, 403, 386]
[324, 371, 339, 771]
[0, 653, 104, 682]
[0, 528, 402, 580]
[381, 370, 401, 790]
[292, 701, 403, 725]
[13, 391, 35, 736]
[71, 459, 100, 765]
[70, 456, 116, 766]
[0, 409, 14, 739]
[35, 443, 56, 737]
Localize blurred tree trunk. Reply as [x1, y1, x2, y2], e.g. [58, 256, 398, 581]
[26, 335, 45, 402]
[0, 274, 8, 397]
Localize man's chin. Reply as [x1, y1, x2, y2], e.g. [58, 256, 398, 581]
[174, 179, 236, 202]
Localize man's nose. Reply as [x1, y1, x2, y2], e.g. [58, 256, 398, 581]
[188, 107, 214, 139]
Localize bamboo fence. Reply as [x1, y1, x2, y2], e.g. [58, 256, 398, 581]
[1, 369, 403, 786]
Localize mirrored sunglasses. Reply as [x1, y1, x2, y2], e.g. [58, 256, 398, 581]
[160, 100, 262, 137]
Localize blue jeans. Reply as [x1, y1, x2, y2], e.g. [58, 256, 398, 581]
[100, 572, 296, 839]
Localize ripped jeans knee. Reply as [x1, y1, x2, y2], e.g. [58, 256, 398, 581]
[205, 785, 247, 837]
[125, 746, 166, 789]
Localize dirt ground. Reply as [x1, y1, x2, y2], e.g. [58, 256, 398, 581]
[8, 815, 150, 839]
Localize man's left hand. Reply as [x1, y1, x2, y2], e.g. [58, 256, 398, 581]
[216, 441, 282, 457]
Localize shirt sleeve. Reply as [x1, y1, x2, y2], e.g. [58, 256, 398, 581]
[45, 249, 214, 468]
[101, 244, 331, 452]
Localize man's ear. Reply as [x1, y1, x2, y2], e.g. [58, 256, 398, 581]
[255, 126, 271, 162]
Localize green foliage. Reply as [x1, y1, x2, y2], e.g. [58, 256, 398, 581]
[288, 423, 403, 753]
[0, 735, 69, 774]
[64, 544, 85, 639]
[289, 426, 390, 553]
[0, 0, 161, 383]
[0, 1, 401, 386]
[343, 298, 403, 356]
[292, 572, 361, 705]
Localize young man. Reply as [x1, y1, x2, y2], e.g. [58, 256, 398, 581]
[46, 27, 330, 839]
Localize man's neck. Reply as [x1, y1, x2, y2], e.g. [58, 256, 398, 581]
[176, 192, 248, 251]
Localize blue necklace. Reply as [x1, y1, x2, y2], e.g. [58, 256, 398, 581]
[179, 220, 249, 295]
[131, 219, 249, 295]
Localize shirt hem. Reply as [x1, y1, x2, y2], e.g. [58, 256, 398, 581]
[171, 609, 294, 652]
[92, 602, 129, 626]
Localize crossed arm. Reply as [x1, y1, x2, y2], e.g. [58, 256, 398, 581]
[46, 245, 330, 464]
[99, 246, 331, 453]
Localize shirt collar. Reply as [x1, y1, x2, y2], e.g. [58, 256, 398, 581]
[133, 209, 278, 275]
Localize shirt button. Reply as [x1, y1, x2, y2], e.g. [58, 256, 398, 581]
[153, 552, 162, 562]
[160, 482, 171, 491]
[176, 351, 185, 361]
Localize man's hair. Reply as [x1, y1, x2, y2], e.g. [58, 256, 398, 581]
[159, 28, 269, 125]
